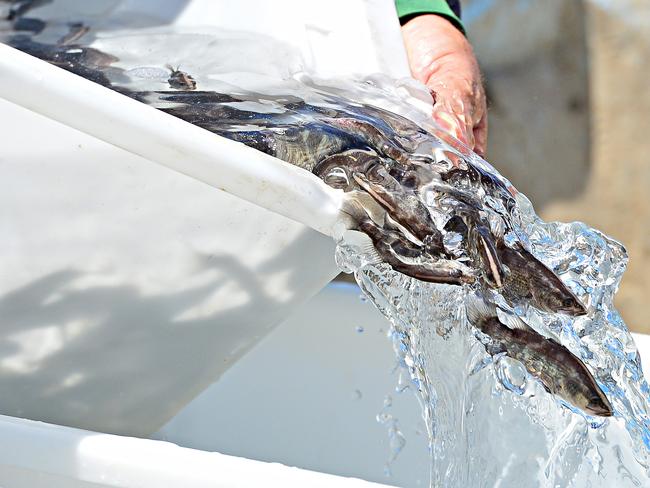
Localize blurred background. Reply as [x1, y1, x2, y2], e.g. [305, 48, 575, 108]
[462, 0, 649, 333]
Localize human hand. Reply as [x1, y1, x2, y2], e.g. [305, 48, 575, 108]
[402, 14, 487, 157]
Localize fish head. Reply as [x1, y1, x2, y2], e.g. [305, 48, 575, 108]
[502, 245, 588, 316]
[314, 150, 380, 191]
[539, 288, 587, 316]
[365, 163, 397, 187]
[585, 394, 614, 417]
[570, 381, 614, 417]
[555, 359, 613, 417]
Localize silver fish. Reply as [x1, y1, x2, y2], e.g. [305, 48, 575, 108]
[466, 296, 612, 417]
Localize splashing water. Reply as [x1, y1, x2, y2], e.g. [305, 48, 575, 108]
[4, 12, 650, 487]
[335, 166, 650, 486]
[376, 393, 408, 477]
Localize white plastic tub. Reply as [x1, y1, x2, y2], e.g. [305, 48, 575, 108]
[0, 284, 647, 488]
[0, 0, 408, 437]
[0, 413, 392, 488]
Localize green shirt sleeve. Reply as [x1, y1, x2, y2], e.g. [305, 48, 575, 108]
[395, 0, 465, 34]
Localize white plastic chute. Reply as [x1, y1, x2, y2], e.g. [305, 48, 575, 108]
[0, 0, 409, 436]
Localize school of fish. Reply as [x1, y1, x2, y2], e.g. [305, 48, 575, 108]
[0, 3, 613, 417]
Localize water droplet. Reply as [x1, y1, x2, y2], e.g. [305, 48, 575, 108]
[395, 370, 410, 393]
[376, 412, 392, 424]
[496, 356, 528, 395]
[351, 389, 362, 400]
[355, 325, 365, 334]
[384, 395, 393, 408]
[388, 426, 406, 460]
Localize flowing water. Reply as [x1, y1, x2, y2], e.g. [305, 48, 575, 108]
[3, 7, 650, 486]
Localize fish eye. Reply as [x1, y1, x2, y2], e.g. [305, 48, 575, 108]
[562, 298, 577, 307]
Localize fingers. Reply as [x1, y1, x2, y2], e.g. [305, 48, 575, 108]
[430, 86, 486, 157]
[473, 111, 488, 158]
[432, 106, 467, 145]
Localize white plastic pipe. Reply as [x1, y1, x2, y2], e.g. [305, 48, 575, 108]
[0, 43, 344, 237]
[0, 415, 391, 488]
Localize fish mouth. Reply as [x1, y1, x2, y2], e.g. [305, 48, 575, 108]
[558, 300, 588, 316]
[585, 400, 614, 417]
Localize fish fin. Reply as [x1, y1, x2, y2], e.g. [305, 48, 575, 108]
[495, 309, 530, 332]
[341, 197, 368, 222]
[489, 217, 506, 240]
[347, 191, 386, 226]
[476, 226, 504, 288]
[465, 294, 497, 325]
[352, 171, 397, 213]
[341, 230, 383, 265]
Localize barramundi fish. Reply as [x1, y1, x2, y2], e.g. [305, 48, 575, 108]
[3, 29, 588, 318]
[466, 295, 613, 417]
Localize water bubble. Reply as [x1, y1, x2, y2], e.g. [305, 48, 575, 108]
[496, 356, 528, 395]
[376, 412, 392, 424]
[383, 395, 393, 408]
[355, 325, 365, 334]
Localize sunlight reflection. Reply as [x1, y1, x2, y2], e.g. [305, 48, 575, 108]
[1, 319, 94, 374]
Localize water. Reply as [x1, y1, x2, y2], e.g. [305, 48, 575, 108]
[377, 393, 408, 477]
[4, 10, 650, 487]
[335, 172, 650, 486]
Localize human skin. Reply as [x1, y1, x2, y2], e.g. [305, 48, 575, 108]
[402, 14, 488, 157]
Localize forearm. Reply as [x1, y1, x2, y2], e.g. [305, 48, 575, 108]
[400, 13, 487, 156]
